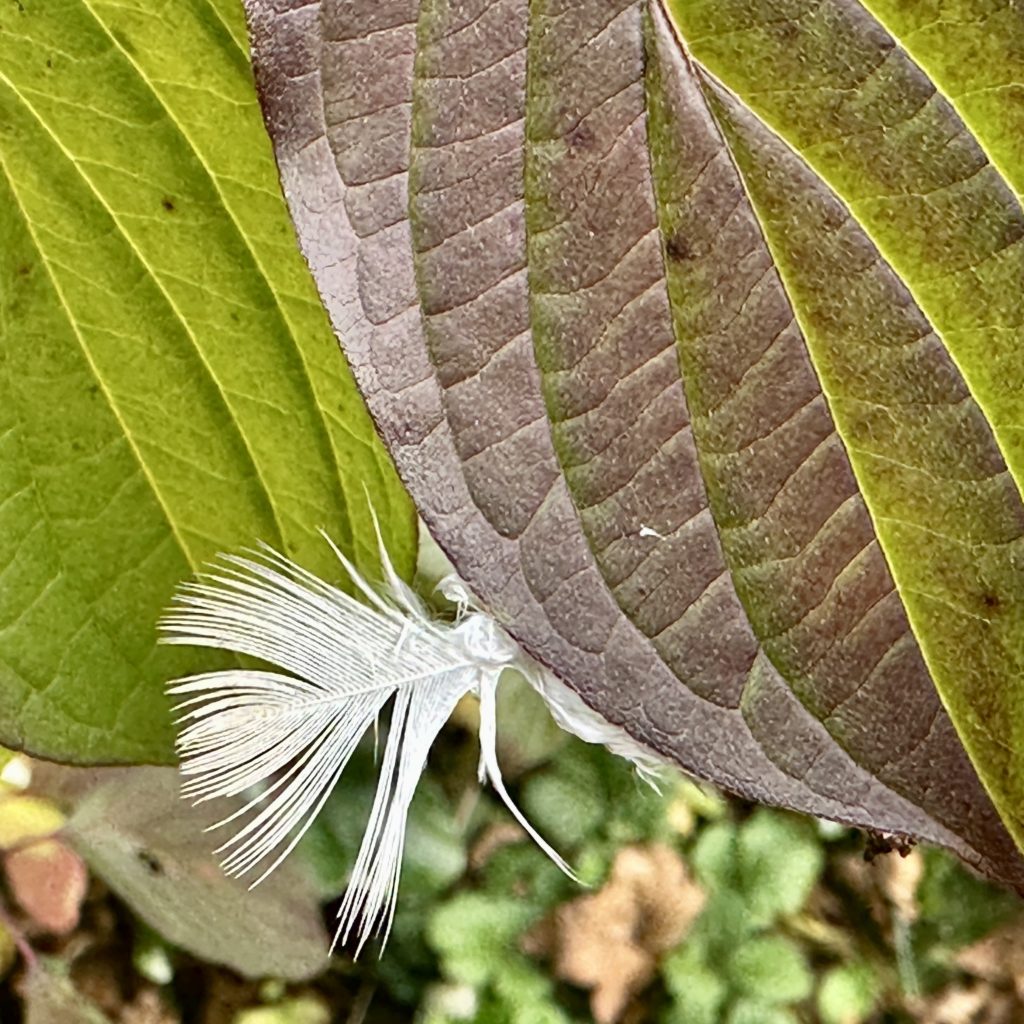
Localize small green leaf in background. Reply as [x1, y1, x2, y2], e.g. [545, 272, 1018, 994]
[727, 936, 812, 1005]
[522, 749, 606, 851]
[724, 1002, 798, 1024]
[816, 963, 880, 1024]
[489, 960, 574, 1024]
[300, 748, 467, 901]
[736, 810, 825, 929]
[523, 743, 671, 862]
[691, 821, 740, 894]
[662, 943, 728, 1024]
[0, 0, 414, 765]
[427, 893, 538, 989]
[672, 808, 830, 1024]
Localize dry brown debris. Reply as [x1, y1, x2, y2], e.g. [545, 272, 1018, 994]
[526, 843, 705, 1024]
[914, 983, 1019, 1024]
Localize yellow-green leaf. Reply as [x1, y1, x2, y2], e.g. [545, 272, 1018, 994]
[0, 0, 415, 764]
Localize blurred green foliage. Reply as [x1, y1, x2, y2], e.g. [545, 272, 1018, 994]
[284, 683, 1019, 1024]
[2, 682, 1020, 1023]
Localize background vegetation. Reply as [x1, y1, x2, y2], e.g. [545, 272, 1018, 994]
[0, 687, 1022, 1023]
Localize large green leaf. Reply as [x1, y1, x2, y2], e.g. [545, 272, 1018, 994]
[244, 0, 1024, 886]
[0, 0, 415, 764]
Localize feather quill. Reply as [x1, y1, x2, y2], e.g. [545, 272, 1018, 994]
[160, 534, 576, 955]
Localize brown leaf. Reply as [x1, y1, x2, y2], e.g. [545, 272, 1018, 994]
[538, 843, 704, 1023]
[242, 0, 1024, 891]
[5, 839, 88, 935]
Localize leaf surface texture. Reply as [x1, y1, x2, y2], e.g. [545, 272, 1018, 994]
[0, 0, 415, 762]
[244, 0, 1024, 886]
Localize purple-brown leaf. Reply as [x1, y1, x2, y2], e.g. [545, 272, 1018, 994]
[243, 0, 1024, 889]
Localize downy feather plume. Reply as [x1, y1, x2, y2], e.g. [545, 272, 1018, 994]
[160, 531, 578, 955]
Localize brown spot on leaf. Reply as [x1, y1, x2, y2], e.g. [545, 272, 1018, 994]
[665, 232, 692, 262]
[138, 850, 163, 876]
[566, 121, 595, 152]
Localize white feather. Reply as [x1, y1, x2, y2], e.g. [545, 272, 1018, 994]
[160, 534, 577, 955]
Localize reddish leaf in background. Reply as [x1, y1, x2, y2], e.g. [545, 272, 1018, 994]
[5, 840, 87, 937]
